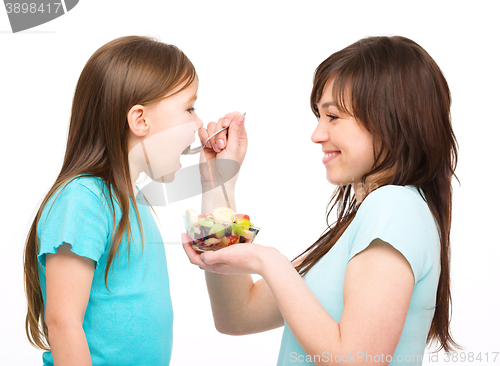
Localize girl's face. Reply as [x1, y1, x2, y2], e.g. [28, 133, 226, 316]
[128, 81, 203, 183]
[311, 78, 377, 197]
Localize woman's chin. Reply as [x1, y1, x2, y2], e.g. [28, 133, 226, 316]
[326, 173, 350, 186]
[326, 173, 340, 185]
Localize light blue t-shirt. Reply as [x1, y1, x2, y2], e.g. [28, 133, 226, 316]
[37, 175, 173, 366]
[277, 185, 441, 366]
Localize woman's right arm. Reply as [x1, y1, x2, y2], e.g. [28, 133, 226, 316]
[204, 272, 284, 335]
[195, 185, 304, 335]
[194, 112, 288, 335]
[45, 243, 94, 366]
[204, 252, 306, 335]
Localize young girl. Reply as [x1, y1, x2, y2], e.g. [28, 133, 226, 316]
[183, 36, 461, 365]
[23, 35, 246, 365]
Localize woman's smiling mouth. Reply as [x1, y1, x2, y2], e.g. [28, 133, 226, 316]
[322, 150, 341, 164]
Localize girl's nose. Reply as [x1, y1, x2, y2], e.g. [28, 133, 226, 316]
[194, 115, 203, 131]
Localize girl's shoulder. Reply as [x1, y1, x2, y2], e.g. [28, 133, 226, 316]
[71, 174, 107, 195]
[59, 174, 113, 206]
[42, 175, 111, 220]
[37, 175, 112, 268]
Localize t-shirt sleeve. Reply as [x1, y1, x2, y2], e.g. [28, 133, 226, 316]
[37, 181, 110, 270]
[348, 186, 436, 285]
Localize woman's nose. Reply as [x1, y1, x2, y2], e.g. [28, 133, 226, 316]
[311, 122, 329, 144]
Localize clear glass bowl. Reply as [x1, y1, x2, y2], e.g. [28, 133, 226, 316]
[183, 215, 260, 252]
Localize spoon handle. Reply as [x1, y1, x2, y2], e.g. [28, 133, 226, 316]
[182, 112, 246, 155]
[204, 112, 245, 146]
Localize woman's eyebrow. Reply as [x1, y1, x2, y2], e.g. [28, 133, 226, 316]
[318, 102, 335, 109]
[187, 94, 198, 103]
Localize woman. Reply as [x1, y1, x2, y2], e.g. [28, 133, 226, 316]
[183, 35, 461, 365]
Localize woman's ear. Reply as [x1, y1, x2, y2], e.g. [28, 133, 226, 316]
[127, 105, 149, 137]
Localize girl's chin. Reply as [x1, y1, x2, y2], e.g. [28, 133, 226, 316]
[153, 173, 175, 183]
[150, 167, 179, 183]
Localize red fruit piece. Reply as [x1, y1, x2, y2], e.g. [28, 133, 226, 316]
[227, 236, 240, 245]
[235, 214, 250, 222]
[235, 214, 251, 230]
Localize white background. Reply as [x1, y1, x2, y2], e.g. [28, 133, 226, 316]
[1, 1, 499, 365]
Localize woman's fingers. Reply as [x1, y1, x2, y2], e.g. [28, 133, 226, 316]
[210, 118, 225, 153]
[198, 127, 209, 148]
[226, 114, 246, 152]
[215, 118, 230, 152]
[181, 234, 227, 273]
[209, 119, 220, 152]
[202, 112, 244, 155]
[206, 121, 217, 150]
[181, 233, 206, 267]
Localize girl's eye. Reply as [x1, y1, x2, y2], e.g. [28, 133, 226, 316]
[187, 108, 196, 114]
[326, 114, 338, 122]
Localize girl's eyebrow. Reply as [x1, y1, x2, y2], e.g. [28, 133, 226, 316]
[187, 94, 198, 103]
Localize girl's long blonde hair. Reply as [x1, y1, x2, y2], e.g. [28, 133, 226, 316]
[24, 35, 197, 350]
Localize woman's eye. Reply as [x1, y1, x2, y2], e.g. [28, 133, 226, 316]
[187, 108, 196, 114]
[326, 114, 338, 122]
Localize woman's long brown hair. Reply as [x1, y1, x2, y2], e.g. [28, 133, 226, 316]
[293, 36, 461, 352]
[23, 35, 197, 350]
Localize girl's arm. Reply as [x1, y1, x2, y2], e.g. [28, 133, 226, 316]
[193, 238, 414, 366]
[45, 243, 94, 366]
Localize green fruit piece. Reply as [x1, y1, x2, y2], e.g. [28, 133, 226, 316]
[198, 218, 214, 228]
[194, 227, 201, 234]
[231, 223, 246, 236]
[209, 223, 226, 238]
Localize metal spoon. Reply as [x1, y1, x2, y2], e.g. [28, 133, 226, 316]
[181, 112, 246, 155]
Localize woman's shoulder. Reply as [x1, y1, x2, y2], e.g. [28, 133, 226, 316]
[358, 184, 427, 213]
[354, 184, 436, 235]
[350, 184, 440, 282]
[354, 184, 439, 242]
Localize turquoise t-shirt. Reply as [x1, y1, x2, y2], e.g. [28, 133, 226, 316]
[277, 185, 441, 366]
[37, 175, 173, 366]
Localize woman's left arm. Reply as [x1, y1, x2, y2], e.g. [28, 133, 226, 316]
[198, 238, 414, 366]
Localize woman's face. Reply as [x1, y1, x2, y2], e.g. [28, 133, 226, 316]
[128, 80, 203, 183]
[311, 78, 376, 196]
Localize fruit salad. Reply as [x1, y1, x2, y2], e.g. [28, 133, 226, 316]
[184, 207, 260, 252]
